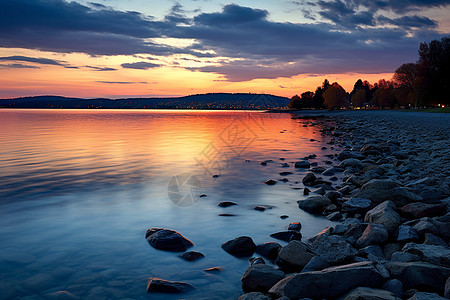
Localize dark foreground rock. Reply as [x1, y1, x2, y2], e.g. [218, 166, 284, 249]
[255, 242, 281, 260]
[238, 292, 271, 300]
[179, 251, 204, 261]
[297, 196, 331, 214]
[241, 264, 285, 293]
[146, 278, 194, 293]
[269, 261, 384, 299]
[145, 228, 194, 252]
[221, 236, 256, 257]
[339, 287, 400, 300]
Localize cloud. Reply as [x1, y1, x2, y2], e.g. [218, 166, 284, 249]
[96, 81, 147, 84]
[0, 55, 67, 66]
[0, 63, 40, 69]
[121, 62, 161, 70]
[85, 65, 118, 71]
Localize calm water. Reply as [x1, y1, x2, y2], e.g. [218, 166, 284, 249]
[0, 109, 339, 300]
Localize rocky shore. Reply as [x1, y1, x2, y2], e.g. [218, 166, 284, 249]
[146, 111, 450, 300]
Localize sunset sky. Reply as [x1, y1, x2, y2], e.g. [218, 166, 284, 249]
[1, 0, 449, 99]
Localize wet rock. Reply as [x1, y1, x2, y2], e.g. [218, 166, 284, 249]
[241, 264, 285, 293]
[287, 222, 301, 231]
[402, 243, 450, 267]
[323, 168, 336, 176]
[303, 188, 310, 195]
[407, 292, 448, 300]
[238, 292, 271, 300]
[327, 211, 343, 221]
[342, 198, 372, 214]
[265, 180, 277, 185]
[280, 215, 289, 219]
[221, 236, 256, 257]
[310, 234, 357, 264]
[395, 225, 420, 243]
[325, 190, 342, 201]
[356, 224, 389, 248]
[179, 251, 204, 261]
[269, 261, 384, 299]
[218, 201, 238, 207]
[250, 257, 265, 265]
[339, 287, 400, 300]
[445, 276, 450, 298]
[423, 233, 448, 247]
[302, 173, 317, 186]
[276, 241, 315, 271]
[254, 206, 266, 211]
[295, 160, 311, 168]
[338, 151, 365, 161]
[301, 255, 330, 272]
[255, 242, 282, 260]
[311, 166, 326, 173]
[353, 179, 422, 206]
[364, 201, 401, 233]
[298, 196, 331, 214]
[339, 158, 363, 170]
[279, 172, 293, 176]
[146, 228, 194, 252]
[146, 278, 194, 294]
[280, 163, 290, 168]
[386, 261, 450, 294]
[382, 279, 403, 298]
[270, 231, 302, 242]
[400, 202, 447, 219]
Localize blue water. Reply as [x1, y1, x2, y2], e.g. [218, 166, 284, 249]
[0, 109, 339, 299]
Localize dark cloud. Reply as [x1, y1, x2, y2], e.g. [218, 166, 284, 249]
[96, 81, 147, 84]
[377, 15, 438, 29]
[194, 4, 268, 26]
[345, 0, 450, 13]
[0, 63, 40, 69]
[85, 65, 118, 71]
[0, 55, 67, 66]
[121, 62, 161, 70]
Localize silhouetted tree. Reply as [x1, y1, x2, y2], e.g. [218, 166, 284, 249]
[288, 95, 301, 109]
[323, 82, 347, 108]
[351, 89, 367, 107]
[394, 63, 418, 107]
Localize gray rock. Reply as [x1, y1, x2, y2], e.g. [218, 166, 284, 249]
[386, 261, 450, 294]
[179, 251, 204, 261]
[356, 224, 389, 248]
[146, 278, 194, 293]
[269, 261, 384, 299]
[391, 252, 420, 263]
[327, 211, 343, 221]
[270, 231, 302, 242]
[218, 201, 238, 207]
[255, 242, 282, 260]
[241, 264, 285, 293]
[287, 222, 302, 231]
[382, 279, 403, 298]
[384, 243, 403, 260]
[323, 168, 336, 176]
[221, 236, 256, 257]
[310, 234, 358, 264]
[411, 219, 439, 236]
[423, 233, 448, 247]
[445, 276, 450, 298]
[343, 198, 372, 214]
[353, 179, 422, 206]
[146, 228, 194, 252]
[359, 245, 385, 259]
[295, 160, 311, 168]
[400, 202, 447, 219]
[402, 243, 450, 267]
[238, 292, 271, 300]
[338, 151, 365, 161]
[339, 287, 400, 300]
[276, 241, 315, 271]
[339, 158, 363, 170]
[364, 201, 401, 233]
[325, 191, 342, 201]
[344, 223, 369, 245]
[396, 225, 420, 243]
[301, 256, 330, 272]
[407, 292, 448, 300]
[298, 196, 331, 214]
[302, 173, 317, 186]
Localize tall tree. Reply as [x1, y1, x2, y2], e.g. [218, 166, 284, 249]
[394, 63, 418, 107]
[323, 82, 347, 108]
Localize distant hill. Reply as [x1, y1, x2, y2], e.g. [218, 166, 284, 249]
[0, 93, 290, 109]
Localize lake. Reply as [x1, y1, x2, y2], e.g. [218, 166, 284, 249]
[0, 109, 339, 299]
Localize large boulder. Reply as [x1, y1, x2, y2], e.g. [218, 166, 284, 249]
[295, 160, 310, 168]
[386, 261, 450, 294]
[402, 243, 450, 267]
[298, 196, 331, 214]
[302, 172, 317, 186]
[269, 261, 384, 299]
[407, 292, 448, 300]
[146, 278, 194, 293]
[356, 224, 389, 248]
[255, 242, 281, 260]
[276, 240, 315, 271]
[145, 228, 194, 252]
[343, 198, 372, 214]
[339, 158, 363, 171]
[221, 236, 256, 257]
[353, 179, 422, 206]
[364, 201, 401, 233]
[400, 202, 447, 219]
[395, 225, 420, 243]
[310, 234, 357, 264]
[339, 287, 400, 300]
[338, 150, 365, 161]
[241, 264, 285, 293]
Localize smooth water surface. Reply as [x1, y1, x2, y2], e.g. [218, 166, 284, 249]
[0, 109, 339, 299]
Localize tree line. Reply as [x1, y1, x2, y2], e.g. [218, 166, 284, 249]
[288, 36, 450, 109]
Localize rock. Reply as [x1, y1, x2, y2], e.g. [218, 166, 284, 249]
[218, 201, 238, 207]
[445, 276, 450, 298]
[359, 245, 385, 259]
[302, 255, 330, 272]
[302, 173, 317, 186]
[339, 158, 363, 170]
[325, 190, 342, 201]
[339, 287, 400, 300]
[23, 273, 55, 291]
[323, 168, 336, 176]
[298, 196, 331, 214]
[311, 166, 326, 173]
[384, 243, 403, 260]
[364, 201, 401, 233]
[303, 187, 310, 195]
[338, 150, 365, 161]
[419, 188, 441, 203]
[344, 223, 369, 245]
[407, 292, 448, 300]
[402, 243, 450, 267]
[287, 222, 302, 231]
[310, 234, 357, 264]
[270, 231, 302, 242]
[255, 242, 282, 260]
[204, 267, 222, 272]
[391, 252, 420, 262]
[146, 228, 194, 252]
[392, 151, 408, 160]
[179, 251, 204, 261]
[276, 241, 315, 271]
[280, 215, 289, 219]
[279, 171, 293, 176]
[280, 163, 290, 168]
[395, 225, 420, 243]
[356, 224, 389, 248]
[327, 211, 343, 221]
[250, 257, 266, 265]
[400, 202, 447, 219]
[265, 180, 277, 185]
[254, 206, 266, 211]
[269, 261, 384, 299]
[221, 236, 256, 257]
[423, 233, 448, 247]
[241, 264, 285, 293]
[342, 198, 372, 214]
[295, 160, 311, 168]
[146, 278, 194, 293]
[382, 279, 403, 298]
[353, 179, 422, 206]
[238, 292, 271, 300]
[386, 261, 450, 294]
[410, 219, 439, 236]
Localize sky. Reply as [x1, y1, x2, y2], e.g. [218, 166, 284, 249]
[0, 0, 449, 99]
